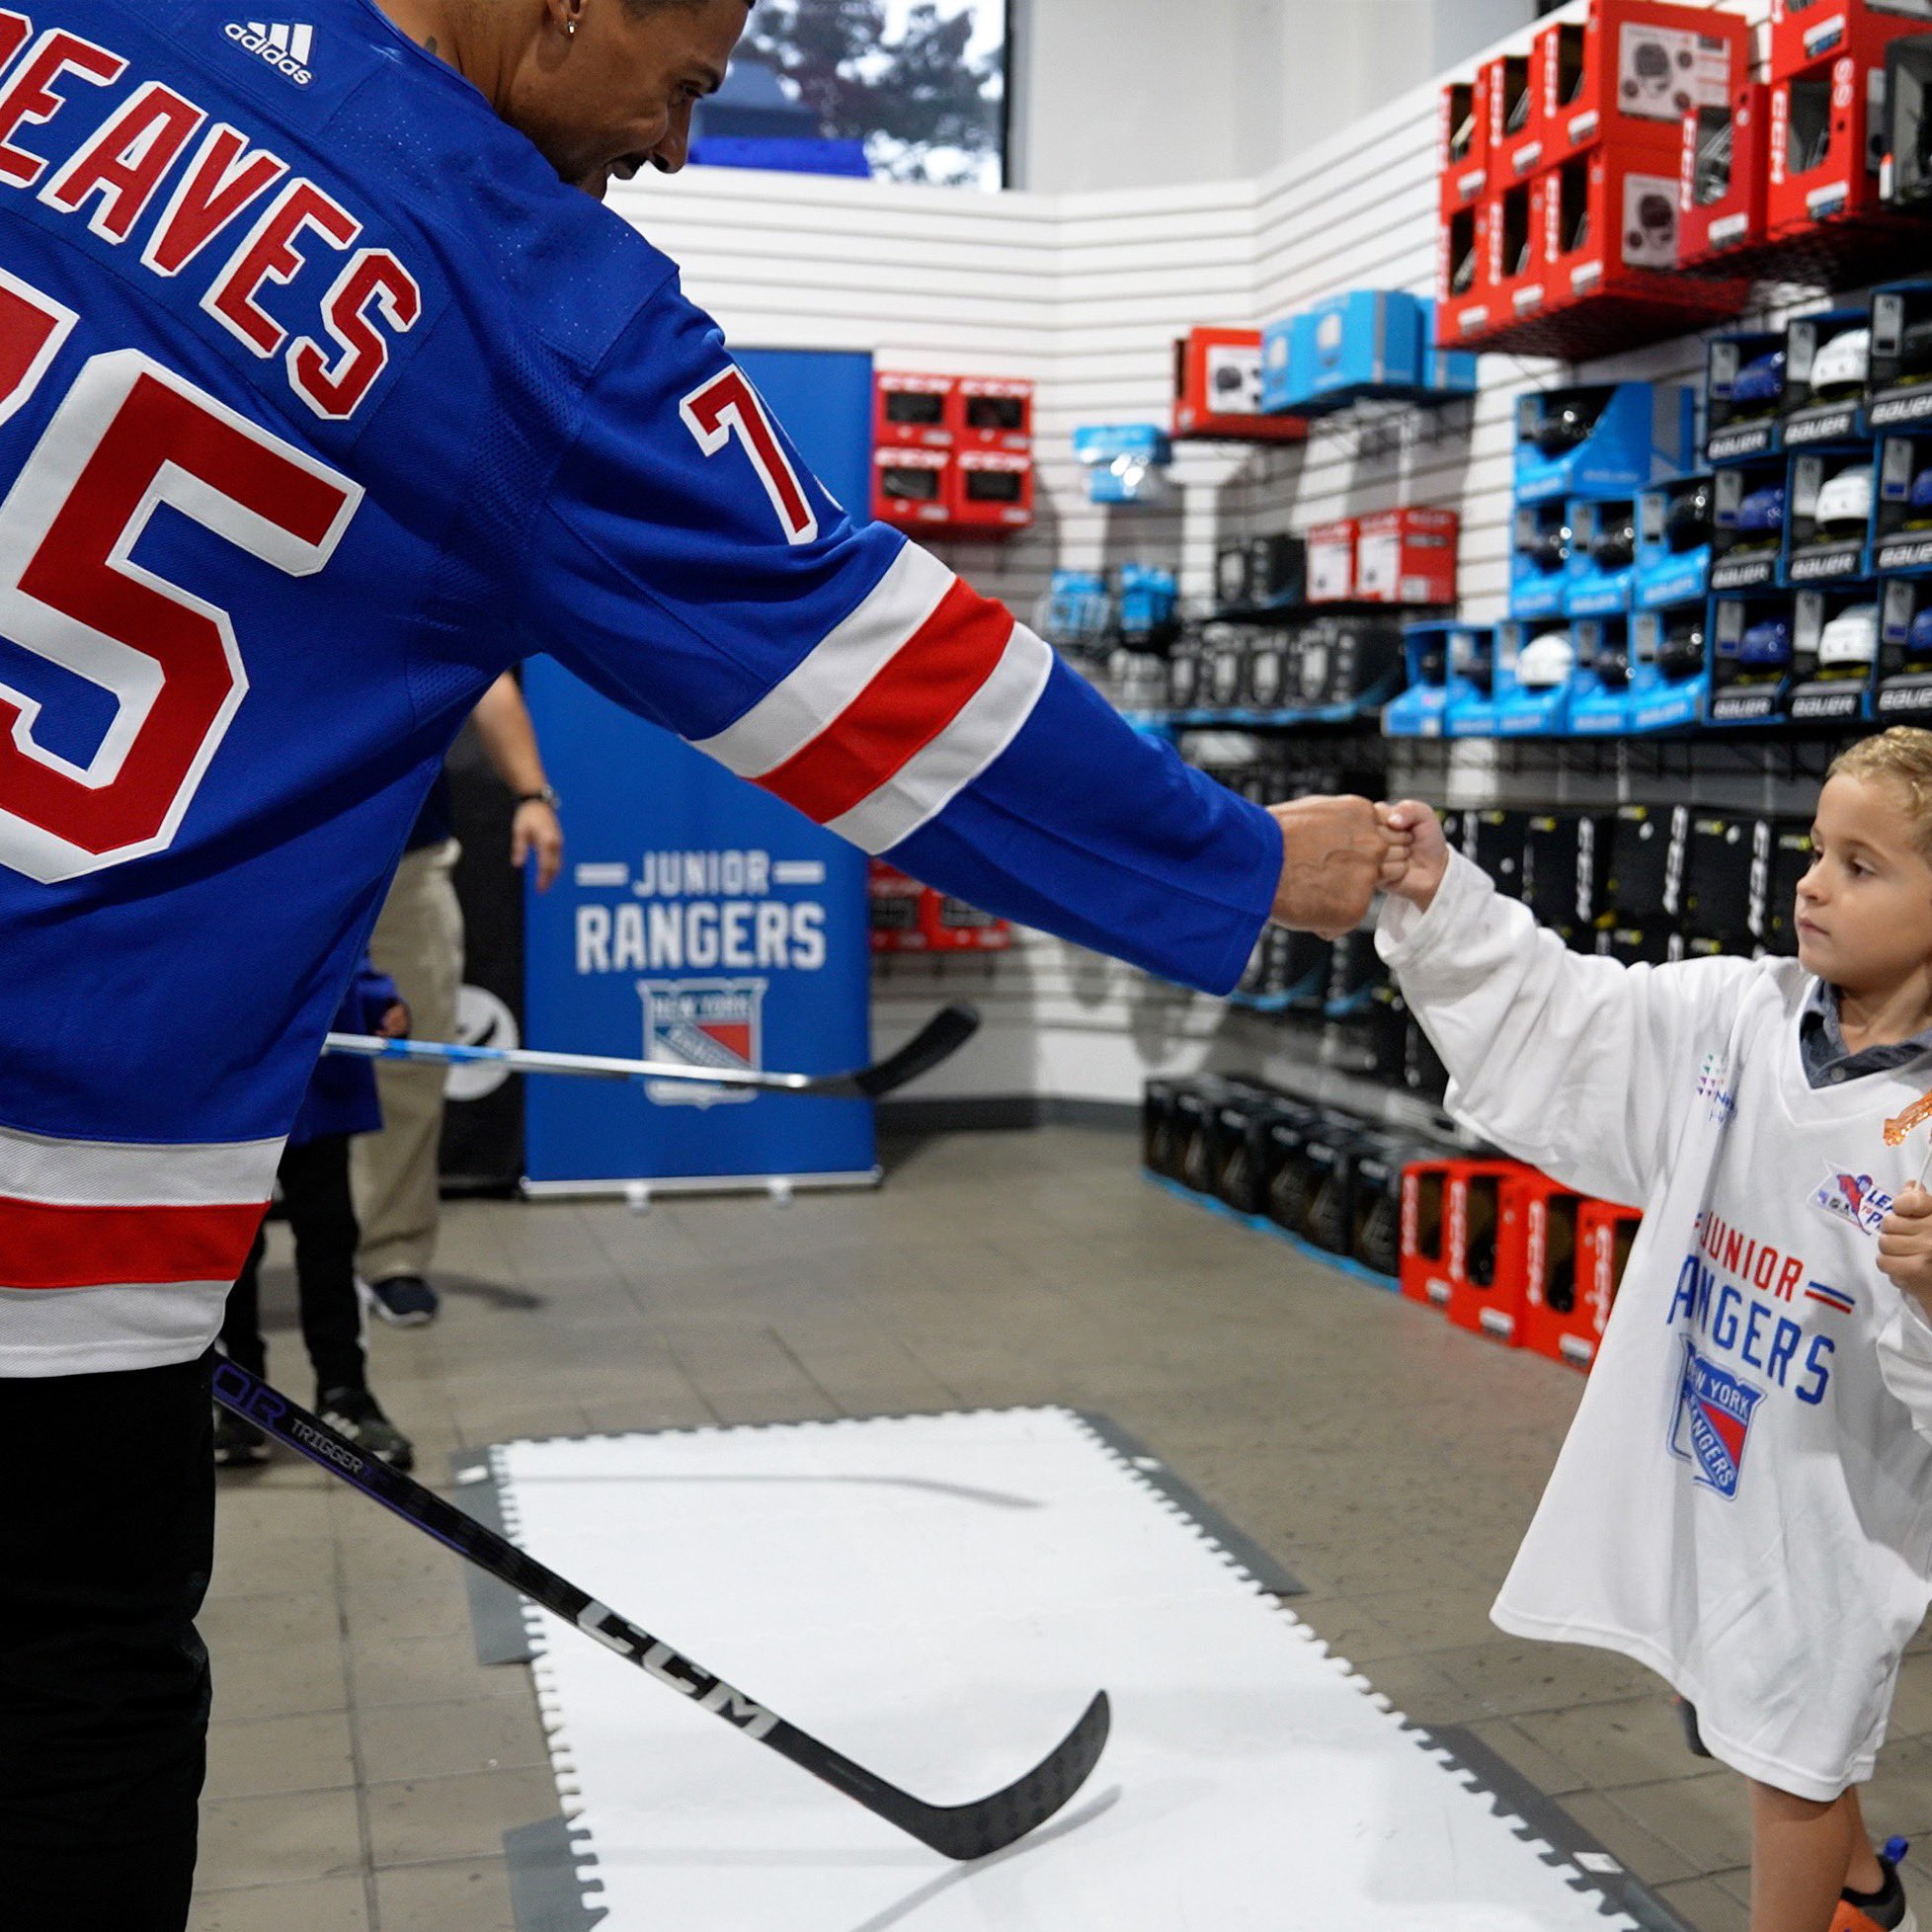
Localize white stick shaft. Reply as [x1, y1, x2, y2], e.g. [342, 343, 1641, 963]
[324, 1033, 813, 1092]
[1916, 1137, 1932, 1193]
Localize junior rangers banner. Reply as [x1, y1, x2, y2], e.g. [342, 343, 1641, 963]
[520, 652, 874, 1189]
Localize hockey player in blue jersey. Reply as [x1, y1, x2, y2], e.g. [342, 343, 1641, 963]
[0, 0, 1393, 1920]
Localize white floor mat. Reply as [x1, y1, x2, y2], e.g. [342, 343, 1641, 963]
[491, 1408, 1640, 1930]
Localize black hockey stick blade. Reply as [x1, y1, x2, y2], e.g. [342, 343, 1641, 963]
[832, 1002, 981, 1099]
[209, 1357, 1106, 1861]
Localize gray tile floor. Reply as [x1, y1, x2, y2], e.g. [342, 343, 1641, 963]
[190, 1124, 1932, 1932]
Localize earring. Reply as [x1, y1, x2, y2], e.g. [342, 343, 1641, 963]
[566, 14, 578, 35]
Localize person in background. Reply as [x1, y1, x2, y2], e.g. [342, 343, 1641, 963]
[355, 671, 564, 1327]
[217, 968, 416, 1471]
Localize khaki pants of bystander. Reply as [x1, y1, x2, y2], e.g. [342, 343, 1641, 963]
[353, 838, 463, 1284]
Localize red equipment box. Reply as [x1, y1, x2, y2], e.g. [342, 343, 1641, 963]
[1437, 199, 1493, 343]
[1172, 327, 1307, 443]
[873, 444, 950, 528]
[1507, 1176, 1592, 1368]
[1537, 1, 1749, 170]
[868, 861, 928, 953]
[1680, 79, 1771, 265]
[1486, 173, 1552, 328]
[947, 449, 1034, 532]
[875, 372, 955, 450]
[1771, 0, 1932, 83]
[1306, 519, 1359, 602]
[1768, 28, 1932, 236]
[1441, 74, 1490, 212]
[953, 378, 1033, 452]
[1444, 1162, 1529, 1343]
[1563, 1198, 1644, 1370]
[1546, 143, 1691, 298]
[1356, 507, 1459, 605]
[1485, 48, 1547, 183]
[923, 892, 1013, 952]
[1401, 1160, 1459, 1312]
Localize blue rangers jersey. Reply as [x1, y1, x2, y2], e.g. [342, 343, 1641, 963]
[0, 0, 1281, 1374]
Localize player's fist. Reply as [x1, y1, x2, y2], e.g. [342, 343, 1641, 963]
[1267, 795, 1395, 940]
[1878, 1182, 1932, 1319]
[1377, 801, 1451, 913]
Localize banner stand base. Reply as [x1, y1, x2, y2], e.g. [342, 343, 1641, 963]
[521, 1168, 882, 1211]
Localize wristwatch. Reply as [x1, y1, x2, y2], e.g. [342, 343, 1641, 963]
[515, 786, 561, 812]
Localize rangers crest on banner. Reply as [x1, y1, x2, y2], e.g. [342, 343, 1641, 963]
[638, 979, 765, 1108]
[1669, 1338, 1764, 1498]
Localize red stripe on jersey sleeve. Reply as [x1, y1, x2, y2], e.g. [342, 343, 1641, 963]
[756, 579, 1012, 826]
[0, 1194, 267, 1289]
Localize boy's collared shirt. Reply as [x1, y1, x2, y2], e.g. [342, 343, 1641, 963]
[1801, 983, 1932, 1087]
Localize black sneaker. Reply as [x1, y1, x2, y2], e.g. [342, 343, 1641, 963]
[360, 1273, 439, 1327]
[212, 1407, 269, 1469]
[316, 1386, 415, 1472]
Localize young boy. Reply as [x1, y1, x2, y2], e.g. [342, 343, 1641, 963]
[215, 965, 416, 1472]
[1377, 728, 1932, 1932]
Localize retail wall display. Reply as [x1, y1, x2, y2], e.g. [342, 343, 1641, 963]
[1636, 473, 1713, 605]
[874, 371, 954, 448]
[1566, 496, 1639, 613]
[1767, 2, 1932, 254]
[1385, 622, 1477, 737]
[1215, 531, 1307, 610]
[1706, 328, 1791, 462]
[874, 371, 1034, 535]
[1710, 458, 1791, 589]
[1757, 820, 1815, 951]
[1488, 619, 1575, 733]
[1525, 809, 1614, 947]
[1440, 74, 1489, 212]
[1172, 327, 1308, 443]
[1444, 624, 1500, 733]
[1515, 381, 1696, 503]
[1039, 567, 1180, 662]
[1877, 574, 1932, 714]
[1261, 290, 1477, 416]
[1788, 582, 1884, 719]
[1356, 507, 1461, 604]
[1307, 519, 1360, 601]
[1783, 306, 1879, 445]
[1784, 447, 1879, 582]
[1629, 605, 1712, 726]
[1869, 278, 1932, 425]
[1875, 430, 1932, 569]
[868, 861, 928, 953]
[1537, 1, 1748, 171]
[1510, 499, 1573, 618]
[1886, 34, 1932, 207]
[1072, 423, 1174, 505]
[1710, 590, 1800, 720]
[1568, 614, 1636, 731]
[1681, 811, 1757, 950]
[872, 443, 949, 526]
[1680, 78, 1771, 266]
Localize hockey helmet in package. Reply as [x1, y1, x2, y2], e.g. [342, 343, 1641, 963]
[1810, 327, 1872, 399]
[1729, 349, 1786, 414]
[1589, 507, 1638, 570]
[1665, 479, 1714, 553]
[1526, 516, 1572, 573]
[1818, 602, 1880, 672]
[1532, 396, 1606, 459]
[1909, 466, 1932, 523]
[1737, 615, 1794, 669]
[1733, 483, 1787, 543]
[1909, 607, 1932, 666]
[1516, 630, 1576, 688]
[1814, 465, 1875, 535]
[1592, 627, 1631, 685]
[1655, 613, 1708, 681]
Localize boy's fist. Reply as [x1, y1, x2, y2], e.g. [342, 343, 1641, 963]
[1377, 800, 1451, 912]
[1879, 1182, 1932, 1320]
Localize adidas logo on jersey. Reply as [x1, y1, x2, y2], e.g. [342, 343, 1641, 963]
[224, 20, 315, 87]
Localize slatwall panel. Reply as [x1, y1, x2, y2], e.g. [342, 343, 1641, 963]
[599, 0, 1827, 1113]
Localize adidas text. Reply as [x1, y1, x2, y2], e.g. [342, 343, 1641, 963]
[225, 20, 313, 86]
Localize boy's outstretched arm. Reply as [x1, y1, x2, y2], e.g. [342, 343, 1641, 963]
[1376, 800, 1758, 1209]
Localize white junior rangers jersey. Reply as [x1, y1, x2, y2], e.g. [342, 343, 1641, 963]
[1382, 852, 1932, 1799]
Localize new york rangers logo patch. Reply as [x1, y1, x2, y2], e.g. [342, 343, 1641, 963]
[1669, 1339, 1764, 1497]
[1810, 1165, 1894, 1239]
[638, 978, 765, 1108]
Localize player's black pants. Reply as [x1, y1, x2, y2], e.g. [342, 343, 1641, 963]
[221, 1134, 366, 1394]
[0, 1354, 212, 1931]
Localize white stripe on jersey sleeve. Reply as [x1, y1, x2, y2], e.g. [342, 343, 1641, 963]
[693, 541, 954, 779]
[827, 621, 1053, 853]
[0, 1121, 282, 1207]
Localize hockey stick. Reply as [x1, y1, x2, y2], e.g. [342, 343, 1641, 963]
[208, 1356, 1108, 1859]
[324, 1002, 979, 1100]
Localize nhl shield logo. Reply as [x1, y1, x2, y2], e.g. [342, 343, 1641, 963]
[1668, 1339, 1764, 1498]
[638, 978, 765, 1108]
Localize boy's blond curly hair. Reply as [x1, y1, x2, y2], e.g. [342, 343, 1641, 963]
[1829, 729, 1932, 855]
